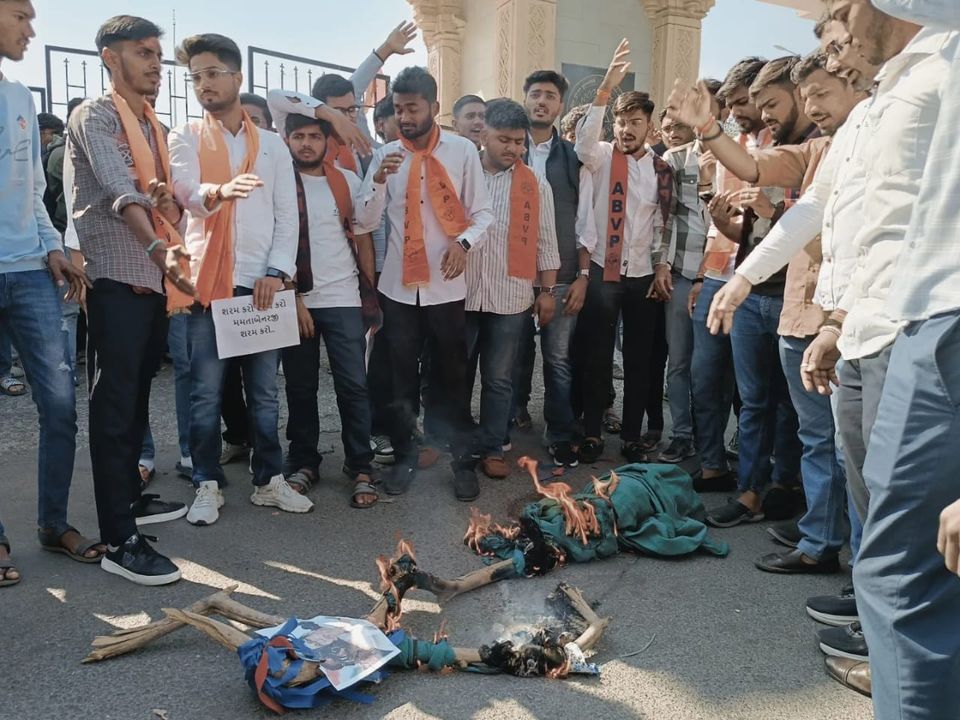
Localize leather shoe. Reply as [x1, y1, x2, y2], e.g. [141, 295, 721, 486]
[754, 549, 840, 574]
[825, 656, 871, 697]
[481, 456, 510, 479]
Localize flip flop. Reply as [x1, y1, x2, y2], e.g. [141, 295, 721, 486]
[0, 536, 20, 587]
[37, 526, 105, 563]
[0, 376, 27, 396]
[350, 480, 380, 509]
[286, 470, 315, 495]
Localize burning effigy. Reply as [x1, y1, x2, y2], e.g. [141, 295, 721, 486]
[463, 458, 730, 577]
[83, 539, 609, 714]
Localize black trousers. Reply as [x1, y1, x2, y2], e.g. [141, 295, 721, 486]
[382, 295, 473, 467]
[221, 359, 249, 446]
[87, 280, 167, 545]
[578, 266, 663, 442]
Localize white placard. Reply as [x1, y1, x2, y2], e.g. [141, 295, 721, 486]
[211, 289, 299, 359]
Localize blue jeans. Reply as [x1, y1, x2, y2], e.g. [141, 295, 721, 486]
[691, 278, 735, 471]
[780, 335, 847, 561]
[730, 293, 801, 492]
[467, 310, 527, 457]
[665, 274, 695, 441]
[281, 306, 373, 476]
[540, 284, 581, 444]
[855, 313, 960, 720]
[0, 269, 77, 538]
[186, 289, 282, 487]
[141, 314, 192, 462]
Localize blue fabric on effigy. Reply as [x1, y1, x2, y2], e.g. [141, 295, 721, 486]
[476, 463, 729, 572]
[237, 619, 385, 712]
[387, 629, 459, 671]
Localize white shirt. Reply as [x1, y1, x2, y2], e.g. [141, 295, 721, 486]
[298, 170, 362, 309]
[61, 136, 80, 251]
[880, 1, 960, 320]
[528, 134, 553, 176]
[837, 28, 959, 359]
[169, 120, 299, 291]
[575, 104, 664, 278]
[355, 130, 494, 306]
[737, 99, 870, 311]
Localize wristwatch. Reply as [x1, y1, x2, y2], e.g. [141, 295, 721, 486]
[577, 268, 590, 279]
[457, 239, 472, 253]
[542, 285, 557, 297]
[266, 268, 287, 280]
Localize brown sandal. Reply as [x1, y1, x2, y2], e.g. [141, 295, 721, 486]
[38, 526, 105, 563]
[0, 536, 20, 587]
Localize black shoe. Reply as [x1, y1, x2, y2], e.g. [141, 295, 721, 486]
[549, 441, 579, 468]
[132, 494, 188, 526]
[386, 462, 416, 496]
[819, 622, 868, 661]
[754, 549, 841, 575]
[100, 534, 181, 586]
[693, 471, 737, 493]
[767, 520, 802, 548]
[175, 461, 194, 481]
[762, 485, 805, 521]
[807, 584, 859, 626]
[453, 467, 480, 502]
[621, 441, 649, 464]
[657, 438, 696, 464]
[578, 438, 604, 464]
[706, 498, 764, 528]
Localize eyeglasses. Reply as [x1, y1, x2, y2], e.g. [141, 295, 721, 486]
[186, 68, 239, 84]
[332, 105, 361, 118]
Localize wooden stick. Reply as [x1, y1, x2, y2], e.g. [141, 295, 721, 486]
[561, 583, 610, 652]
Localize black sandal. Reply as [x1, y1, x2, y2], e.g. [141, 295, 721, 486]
[0, 535, 20, 587]
[37, 526, 105, 564]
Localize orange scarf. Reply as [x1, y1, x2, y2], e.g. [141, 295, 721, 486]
[604, 148, 628, 282]
[399, 124, 470, 287]
[328, 136, 359, 174]
[194, 111, 260, 307]
[111, 90, 193, 312]
[507, 161, 540, 280]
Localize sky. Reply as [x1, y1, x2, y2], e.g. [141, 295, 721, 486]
[7, 0, 817, 106]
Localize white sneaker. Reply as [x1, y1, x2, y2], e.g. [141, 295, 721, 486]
[186, 481, 225, 526]
[219, 442, 248, 465]
[250, 475, 314, 513]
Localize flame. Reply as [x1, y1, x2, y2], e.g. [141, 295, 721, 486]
[374, 538, 418, 633]
[463, 507, 520, 555]
[395, 537, 416, 563]
[518, 456, 601, 546]
[592, 469, 620, 501]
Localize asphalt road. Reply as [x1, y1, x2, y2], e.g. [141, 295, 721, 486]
[0, 350, 872, 720]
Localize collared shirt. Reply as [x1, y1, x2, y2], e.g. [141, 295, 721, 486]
[663, 141, 708, 280]
[704, 128, 773, 282]
[879, 1, 960, 320]
[575, 104, 666, 277]
[355, 130, 494, 307]
[467, 164, 560, 314]
[738, 99, 871, 312]
[837, 28, 959, 358]
[68, 95, 165, 292]
[528, 133, 553, 176]
[169, 119, 299, 290]
[753, 130, 831, 337]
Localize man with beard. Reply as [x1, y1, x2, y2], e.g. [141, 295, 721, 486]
[69, 14, 196, 585]
[169, 33, 309, 526]
[510, 69, 593, 469]
[278, 112, 377, 508]
[573, 40, 675, 467]
[671, 56, 815, 530]
[451, 94, 485, 150]
[356, 67, 493, 501]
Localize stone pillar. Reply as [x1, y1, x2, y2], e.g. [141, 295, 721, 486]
[408, 0, 466, 125]
[493, 0, 557, 100]
[641, 0, 715, 111]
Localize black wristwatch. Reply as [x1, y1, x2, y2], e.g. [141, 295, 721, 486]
[266, 267, 286, 280]
[457, 239, 472, 253]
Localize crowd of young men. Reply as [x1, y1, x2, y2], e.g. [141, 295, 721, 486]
[1, 0, 959, 717]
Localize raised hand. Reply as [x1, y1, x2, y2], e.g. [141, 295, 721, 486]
[373, 151, 405, 184]
[600, 39, 632, 94]
[380, 21, 417, 58]
[665, 78, 713, 131]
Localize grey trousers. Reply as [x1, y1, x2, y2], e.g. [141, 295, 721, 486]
[665, 274, 695, 441]
[855, 312, 960, 720]
[833, 345, 893, 526]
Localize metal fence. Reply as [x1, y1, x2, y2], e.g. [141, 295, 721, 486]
[28, 86, 47, 113]
[43, 44, 389, 127]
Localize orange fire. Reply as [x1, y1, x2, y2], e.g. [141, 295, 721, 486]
[592, 469, 620, 501]
[463, 507, 520, 554]
[375, 538, 418, 633]
[518, 457, 602, 546]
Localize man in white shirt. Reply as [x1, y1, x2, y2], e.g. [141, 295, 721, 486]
[452, 95, 486, 150]
[356, 67, 494, 502]
[278, 113, 378, 508]
[573, 40, 675, 467]
[169, 33, 310, 526]
[468, 99, 560, 479]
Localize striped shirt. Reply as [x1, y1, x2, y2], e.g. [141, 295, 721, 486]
[466, 164, 561, 314]
[663, 141, 708, 281]
[68, 95, 165, 292]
